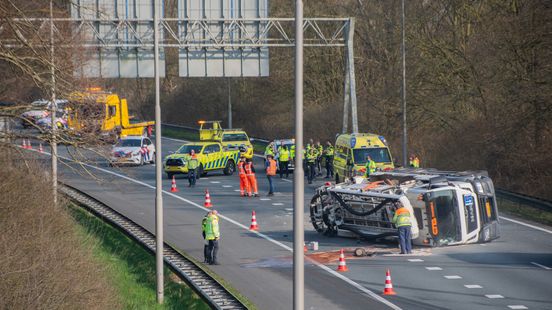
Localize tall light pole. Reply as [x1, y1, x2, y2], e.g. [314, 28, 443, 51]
[153, 0, 164, 304]
[49, 0, 58, 206]
[293, 0, 304, 309]
[401, 0, 408, 167]
[227, 78, 232, 128]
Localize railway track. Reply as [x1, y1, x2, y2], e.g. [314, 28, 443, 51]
[59, 183, 248, 310]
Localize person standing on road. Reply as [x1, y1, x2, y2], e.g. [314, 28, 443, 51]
[265, 154, 277, 196]
[245, 158, 259, 197]
[306, 147, 317, 184]
[324, 141, 334, 179]
[237, 156, 250, 197]
[264, 142, 274, 162]
[365, 155, 376, 178]
[278, 145, 290, 178]
[315, 141, 323, 176]
[205, 210, 221, 265]
[392, 202, 412, 254]
[187, 150, 199, 187]
[201, 212, 210, 263]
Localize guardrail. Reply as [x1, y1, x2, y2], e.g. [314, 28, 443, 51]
[59, 183, 248, 310]
[496, 189, 552, 212]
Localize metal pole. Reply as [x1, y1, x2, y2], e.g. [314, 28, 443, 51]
[342, 58, 350, 134]
[401, 0, 408, 166]
[293, 0, 304, 309]
[347, 18, 358, 133]
[153, 0, 164, 304]
[49, 0, 58, 206]
[227, 78, 232, 128]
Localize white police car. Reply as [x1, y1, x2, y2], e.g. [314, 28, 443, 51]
[110, 136, 155, 166]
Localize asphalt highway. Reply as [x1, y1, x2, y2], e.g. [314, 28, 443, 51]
[25, 137, 552, 310]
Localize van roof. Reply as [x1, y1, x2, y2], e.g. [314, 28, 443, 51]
[335, 133, 388, 148]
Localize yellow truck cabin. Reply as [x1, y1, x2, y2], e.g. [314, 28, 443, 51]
[66, 88, 154, 140]
[333, 133, 394, 183]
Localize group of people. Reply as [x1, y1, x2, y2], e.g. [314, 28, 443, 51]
[265, 139, 335, 185]
[409, 154, 421, 168]
[237, 156, 259, 197]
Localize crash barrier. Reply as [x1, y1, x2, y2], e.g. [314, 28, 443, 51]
[59, 183, 249, 310]
[496, 189, 552, 213]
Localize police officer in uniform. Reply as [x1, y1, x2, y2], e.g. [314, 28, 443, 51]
[205, 210, 220, 264]
[187, 150, 199, 187]
[324, 141, 334, 179]
[306, 147, 317, 184]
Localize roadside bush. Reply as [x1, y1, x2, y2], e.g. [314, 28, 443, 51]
[0, 152, 116, 310]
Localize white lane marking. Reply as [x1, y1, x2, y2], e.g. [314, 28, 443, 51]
[408, 259, 424, 262]
[281, 178, 293, 183]
[464, 284, 482, 289]
[41, 148, 401, 310]
[485, 294, 504, 299]
[233, 189, 241, 192]
[531, 262, 551, 270]
[444, 275, 462, 279]
[425, 267, 442, 271]
[500, 216, 552, 234]
[507, 305, 528, 310]
[285, 208, 294, 211]
[272, 203, 284, 206]
[210, 181, 221, 184]
[259, 198, 271, 201]
[222, 185, 232, 188]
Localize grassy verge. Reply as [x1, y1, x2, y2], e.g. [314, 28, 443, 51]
[69, 205, 209, 310]
[498, 198, 552, 227]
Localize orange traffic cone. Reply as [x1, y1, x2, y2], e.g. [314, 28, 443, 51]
[383, 269, 397, 295]
[249, 210, 259, 231]
[337, 249, 348, 272]
[26, 139, 32, 150]
[304, 242, 308, 253]
[38, 143, 44, 153]
[170, 176, 179, 192]
[204, 189, 212, 208]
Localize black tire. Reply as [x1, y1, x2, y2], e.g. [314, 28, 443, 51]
[223, 160, 236, 175]
[150, 152, 155, 164]
[166, 172, 174, 179]
[310, 192, 338, 236]
[335, 173, 340, 184]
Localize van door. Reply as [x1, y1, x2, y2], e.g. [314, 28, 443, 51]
[333, 144, 348, 182]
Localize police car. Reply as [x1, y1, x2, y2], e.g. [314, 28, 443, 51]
[110, 136, 155, 166]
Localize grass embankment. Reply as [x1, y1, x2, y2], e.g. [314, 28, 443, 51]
[497, 198, 552, 227]
[69, 206, 209, 310]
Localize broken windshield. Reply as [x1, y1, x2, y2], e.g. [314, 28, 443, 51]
[427, 189, 461, 245]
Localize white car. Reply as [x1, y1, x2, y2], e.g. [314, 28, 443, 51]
[110, 136, 155, 166]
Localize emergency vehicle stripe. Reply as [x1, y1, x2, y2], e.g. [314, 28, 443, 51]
[215, 158, 222, 168]
[206, 161, 212, 169]
[222, 156, 228, 167]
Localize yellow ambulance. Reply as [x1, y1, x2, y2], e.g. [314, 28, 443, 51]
[333, 133, 394, 183]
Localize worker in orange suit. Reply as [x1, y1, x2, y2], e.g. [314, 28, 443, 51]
[245, 158, 259, 197]
[237, 156, 250, 197]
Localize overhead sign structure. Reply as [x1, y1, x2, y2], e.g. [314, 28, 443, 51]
[70, 0, 269, 78]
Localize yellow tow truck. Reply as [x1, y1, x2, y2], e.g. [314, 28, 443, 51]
[163, 141, 240, 179]
[333, 133, 395, 183]
[199, 120, 254, 159]
[66, 88, 154, 140]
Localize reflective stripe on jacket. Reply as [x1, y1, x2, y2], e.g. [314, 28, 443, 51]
[237, 160, 246, 175]
[365, 160, 376, 175]
[392, 207, 412, 227]
[279, 149, 290, 162]
[245, 162, 254, 175]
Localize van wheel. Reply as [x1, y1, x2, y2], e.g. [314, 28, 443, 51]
[150, 152, 155, 164]
[335, 173, 340, 184]
[224, 160, 236, 175]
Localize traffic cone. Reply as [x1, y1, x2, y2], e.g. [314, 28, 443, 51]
[170, 176, 179, 192]
[26, 139, 32, 150]
[383, 269, 397, 295]
[337, 249, 348, 272]
[249, 210, 259, 231]
[204, 189, 212, 208]
[304, 242, 308, 253]
[38, 143, 44, 153]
